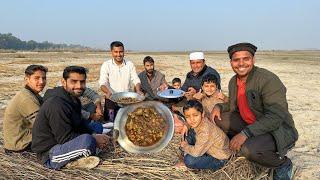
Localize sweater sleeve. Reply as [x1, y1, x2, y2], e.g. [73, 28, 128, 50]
[82, 88, 101, 104]
[182, 129, 213, 157]
[129, 62, 141, 86]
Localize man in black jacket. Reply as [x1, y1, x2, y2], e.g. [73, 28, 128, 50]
[32, 66, 109, 170]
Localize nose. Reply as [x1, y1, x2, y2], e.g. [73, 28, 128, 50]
[239, 59, 244, 66]
[75, 81, 82, 88]
[39, 78, 45, 84]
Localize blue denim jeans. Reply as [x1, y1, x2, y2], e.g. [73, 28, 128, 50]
[45, 134, 96, 170]
[87, 121, 103, 134]
[184, 154, 227, 170]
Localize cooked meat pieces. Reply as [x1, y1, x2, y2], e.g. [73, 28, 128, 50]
[125, 107, 167, 147]
[117, 97, 138, 104]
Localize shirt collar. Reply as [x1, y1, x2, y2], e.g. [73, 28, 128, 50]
[112, 59, 126, 66]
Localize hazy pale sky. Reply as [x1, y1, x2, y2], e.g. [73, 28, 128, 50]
[1, 0, 319, 51]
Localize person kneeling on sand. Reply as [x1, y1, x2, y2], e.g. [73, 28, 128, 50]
[212, 43, 298, 180]
[32, 66, 110, 170]
[176, 100, 232, 170]
[3, 65, 47, 153]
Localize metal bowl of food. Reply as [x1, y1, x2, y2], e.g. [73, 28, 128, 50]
[110, 92, 145, 107]
[114, 101, 174, 153]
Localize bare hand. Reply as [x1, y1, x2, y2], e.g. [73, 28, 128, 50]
[136, 90, 144, 96]
[158, 83, 168, 92]
[211, 106, 221, 121]
[193, 89, 204, 100]
[95, 105, 103, 116]
[93, 134, 110, 149]
[105, 91, 112, 99]
[184, 87, 197, 100]
[180, 140, 188, 149]
[174, 114, 186, 135]
[215, 90, 225, 100]
[90, 113, 103, 121]
[230, 133, 247, 151]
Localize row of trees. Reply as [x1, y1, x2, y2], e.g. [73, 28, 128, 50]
[0, 33, 89, 50]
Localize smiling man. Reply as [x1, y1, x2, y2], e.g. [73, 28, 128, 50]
[3, 65, 47, 153]
[138, 56, 168, 100]
[32, 66, 109, 170]
[99, 41, 142, 122]
[211, 43, 298, 180]
[181, 52, 221, 100]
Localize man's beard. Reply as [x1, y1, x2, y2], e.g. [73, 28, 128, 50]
[67, 88, 84, 97]
[146, 69, 154, 74]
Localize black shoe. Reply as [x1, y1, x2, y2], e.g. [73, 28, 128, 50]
[273, 158, 293, 180]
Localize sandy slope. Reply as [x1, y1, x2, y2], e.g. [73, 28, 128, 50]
[0, 51, 319, 179]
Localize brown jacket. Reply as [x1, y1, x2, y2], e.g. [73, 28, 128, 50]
[183, 118, 232, 160]
[3, 88, 41, 151]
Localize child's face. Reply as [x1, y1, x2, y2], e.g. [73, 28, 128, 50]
[172, 82, 181, 89]
[184, 107, 204, 128]
[202, 82, 217, 96]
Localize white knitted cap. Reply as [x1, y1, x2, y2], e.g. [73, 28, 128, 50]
[189, 52, 204, 60]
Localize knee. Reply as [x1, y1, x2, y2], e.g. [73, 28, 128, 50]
[240, 143, 258, 161]
[78, 134, 96, 148]
[184, 154, 197, 168]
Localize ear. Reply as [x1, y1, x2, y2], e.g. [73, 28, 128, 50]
[61, 78, 67, 87]
[202, 112, 205, 118]
[252, 57, 256, 64]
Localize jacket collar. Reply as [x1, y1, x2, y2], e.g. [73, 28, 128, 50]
[25, 85, 43, 105]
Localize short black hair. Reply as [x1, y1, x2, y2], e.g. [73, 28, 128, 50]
[183, 100, 203, 113]
[201, 74, 218, 86]
[25, 65, 48, 76]
[63, 66, 87, 80]
[143, 56, 154, 65]
[110, 41, 124, 50]
[172, 77, 181, 84]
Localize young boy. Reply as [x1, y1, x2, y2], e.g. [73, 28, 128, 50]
[172, 77, 182, 89]
[178, 100, 232, 170]
[193, 74, 228, 118]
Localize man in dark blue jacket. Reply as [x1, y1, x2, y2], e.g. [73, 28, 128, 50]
[32, 66, 109, 170]
[182, 52, 220, 100]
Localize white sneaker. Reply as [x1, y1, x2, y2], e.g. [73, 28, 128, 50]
[103, 128, 112, 134]
[103, 122, 114, 128]
[65, 156, 100, 169]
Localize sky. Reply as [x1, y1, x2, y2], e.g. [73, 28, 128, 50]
[0, 0, 319, 51]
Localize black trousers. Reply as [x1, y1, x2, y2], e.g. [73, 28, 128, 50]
[215, 111, 289, 168]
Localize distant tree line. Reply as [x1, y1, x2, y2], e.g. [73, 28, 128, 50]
[0, 33, 91, 51]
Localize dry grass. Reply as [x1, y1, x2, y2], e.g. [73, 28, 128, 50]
[0, 130, 271, 180]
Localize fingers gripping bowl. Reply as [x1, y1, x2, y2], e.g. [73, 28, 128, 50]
[114, 101, 174, 153]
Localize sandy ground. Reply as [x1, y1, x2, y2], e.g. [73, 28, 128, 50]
[0, 51, 319, 179]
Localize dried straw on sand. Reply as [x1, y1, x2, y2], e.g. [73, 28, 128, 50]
[0, 131, 272, 180]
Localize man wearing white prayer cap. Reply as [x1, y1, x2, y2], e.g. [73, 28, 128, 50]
[182, 52, 221, 99]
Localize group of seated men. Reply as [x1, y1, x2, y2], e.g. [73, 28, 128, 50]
[2, 41, 298, 179]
